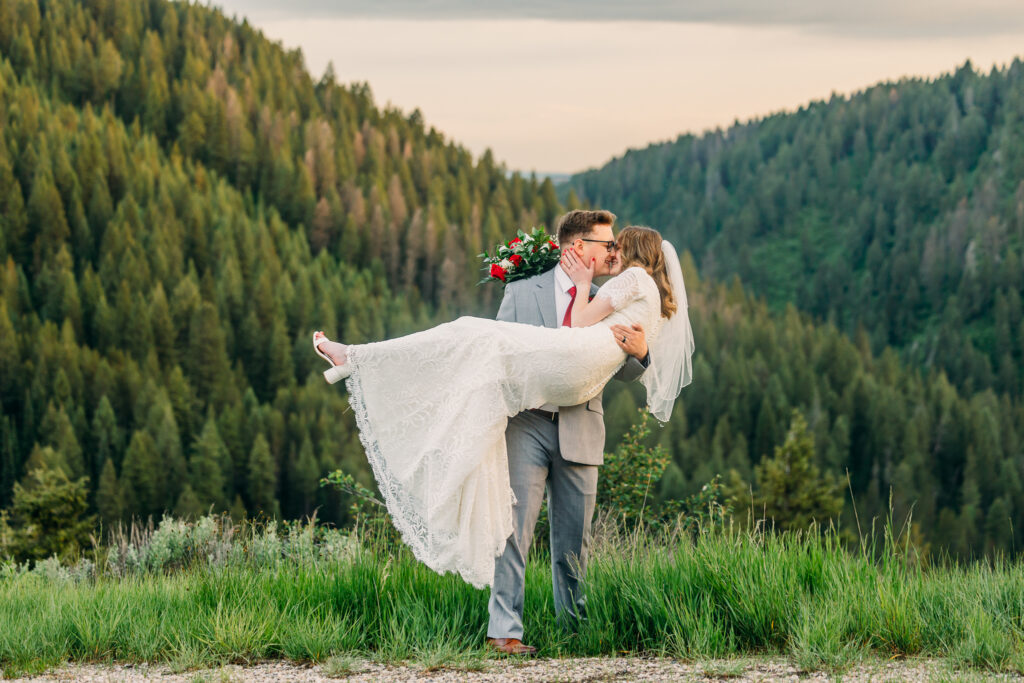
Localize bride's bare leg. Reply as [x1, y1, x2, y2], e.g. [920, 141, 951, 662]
[314, 331, 348, 365]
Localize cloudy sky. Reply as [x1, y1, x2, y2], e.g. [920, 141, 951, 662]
[212, 1, 1024, 174]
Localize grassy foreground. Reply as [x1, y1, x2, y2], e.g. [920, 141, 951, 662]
[1, 514, 1024, 678]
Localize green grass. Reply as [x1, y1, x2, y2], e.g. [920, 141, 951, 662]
[2, 514, 1024, 679]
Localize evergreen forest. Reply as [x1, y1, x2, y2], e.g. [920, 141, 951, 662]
[0, 0, 1021, 563]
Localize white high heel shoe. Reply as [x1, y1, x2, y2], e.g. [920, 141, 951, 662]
[313, 331, 351, 384]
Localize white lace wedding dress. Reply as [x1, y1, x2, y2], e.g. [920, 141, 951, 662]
[344, 266, 663, 588]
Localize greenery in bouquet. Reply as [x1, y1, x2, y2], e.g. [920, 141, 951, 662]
[478, 227, 561, 285]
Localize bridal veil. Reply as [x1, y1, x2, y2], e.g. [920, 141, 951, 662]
[640, 240, 695, 422]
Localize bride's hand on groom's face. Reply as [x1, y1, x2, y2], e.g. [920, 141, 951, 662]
[561, 248, 595, 287]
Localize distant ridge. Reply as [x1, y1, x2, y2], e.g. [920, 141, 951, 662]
[507, 170, 573, 184]
[568, 58, 1024, 400]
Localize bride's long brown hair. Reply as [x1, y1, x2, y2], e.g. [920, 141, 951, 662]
[617, 226, 677, 318]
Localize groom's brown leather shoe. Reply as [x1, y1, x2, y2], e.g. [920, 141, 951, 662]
[486, 637, 537, 655]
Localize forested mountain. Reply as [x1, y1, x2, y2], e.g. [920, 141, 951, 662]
[0, 0, 1021, 561]
[640, 270, 1024, 559]
[566, 60, 1024, 400]
[0, 0, 560, 527]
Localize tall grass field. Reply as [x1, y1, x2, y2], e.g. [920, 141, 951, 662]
[2, 512, 1023, 678]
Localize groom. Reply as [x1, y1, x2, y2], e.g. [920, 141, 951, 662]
[486, 209, 650, 655]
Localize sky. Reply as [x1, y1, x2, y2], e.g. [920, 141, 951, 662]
[211, 1, 1024, 174]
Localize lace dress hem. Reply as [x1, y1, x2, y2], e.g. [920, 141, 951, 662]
[345, 344, 517, 589]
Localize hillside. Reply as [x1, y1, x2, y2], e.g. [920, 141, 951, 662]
[566, 60, 1024, 399]
[0, 0, 1020, 560]
[0, 0, 560, 527]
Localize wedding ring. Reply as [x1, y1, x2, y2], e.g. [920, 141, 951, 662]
[621, 335, 627, 343]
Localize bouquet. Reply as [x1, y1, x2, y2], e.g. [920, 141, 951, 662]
[478, 227, 560, 286]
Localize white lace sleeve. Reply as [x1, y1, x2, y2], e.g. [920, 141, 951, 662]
[597, 267, 647, 310]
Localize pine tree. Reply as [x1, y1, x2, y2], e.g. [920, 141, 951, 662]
[91, 395, 121, 475]
[753, 395, 780, 460]
[36, 244, 82, 333]
[215, 401, 247, 497]
[6, 462, 95, 563]
[265, 318, 294, 394]
[95, 38, 123, 101]
[178, 110, 206, 158]
[149, 282, 176, 366]
[149, 401, 187, 512]
[23, 444, 68, 479]
[0, 301, 19, 412]
[139, 33, 169, 140]
[753, 409, 843, 532]
[247, 433, 279, 519]
[174, 483, 203, 519]
[187, 301, 231, 407]
[164, 365, 198, 448]
[0, 152, 27, 264]
[85, 175, 113, 257]
[0, 416, 18, 508]
[96, 456, 123, 526]
[27, 166, 70, 273]
[121, 430, 160, 520]
[230, 493, 247, 522]
[189, 413, 228, 511]
[10, 24, 37, 78]
[292, 436, 319, 518]
[39, 403, 85, 480]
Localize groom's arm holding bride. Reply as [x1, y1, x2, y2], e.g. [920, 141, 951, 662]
[611, 324, 650, 379]
[495, 269, 650, 381]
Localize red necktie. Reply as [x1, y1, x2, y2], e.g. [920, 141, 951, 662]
[563, 286, 577, 327]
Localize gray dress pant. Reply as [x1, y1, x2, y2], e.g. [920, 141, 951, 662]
[487, 410, 599, 639]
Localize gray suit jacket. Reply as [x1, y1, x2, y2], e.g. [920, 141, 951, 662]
[496, 267, 647, 465]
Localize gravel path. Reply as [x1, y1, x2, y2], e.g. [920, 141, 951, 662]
[5, 656, 1022, 682]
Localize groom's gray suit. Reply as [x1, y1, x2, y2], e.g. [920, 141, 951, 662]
[487, 266, 648, 639]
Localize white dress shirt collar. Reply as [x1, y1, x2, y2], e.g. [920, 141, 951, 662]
[554, 264, 576, 294]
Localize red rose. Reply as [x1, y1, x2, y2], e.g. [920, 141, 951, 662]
[510, 254, 523, 267]
[510, 237, 522, 246]
[490, 264, 507, 281]
[549, 240, 558, 249]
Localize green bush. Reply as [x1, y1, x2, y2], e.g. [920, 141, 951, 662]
[0, 463, 95, 565]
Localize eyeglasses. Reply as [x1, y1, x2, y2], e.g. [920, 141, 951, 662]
[580, 238, 620, 252]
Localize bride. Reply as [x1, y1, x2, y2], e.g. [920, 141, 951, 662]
[312, 226, 694, 588]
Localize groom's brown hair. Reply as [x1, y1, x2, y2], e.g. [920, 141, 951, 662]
[556, 209, 616, 246]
